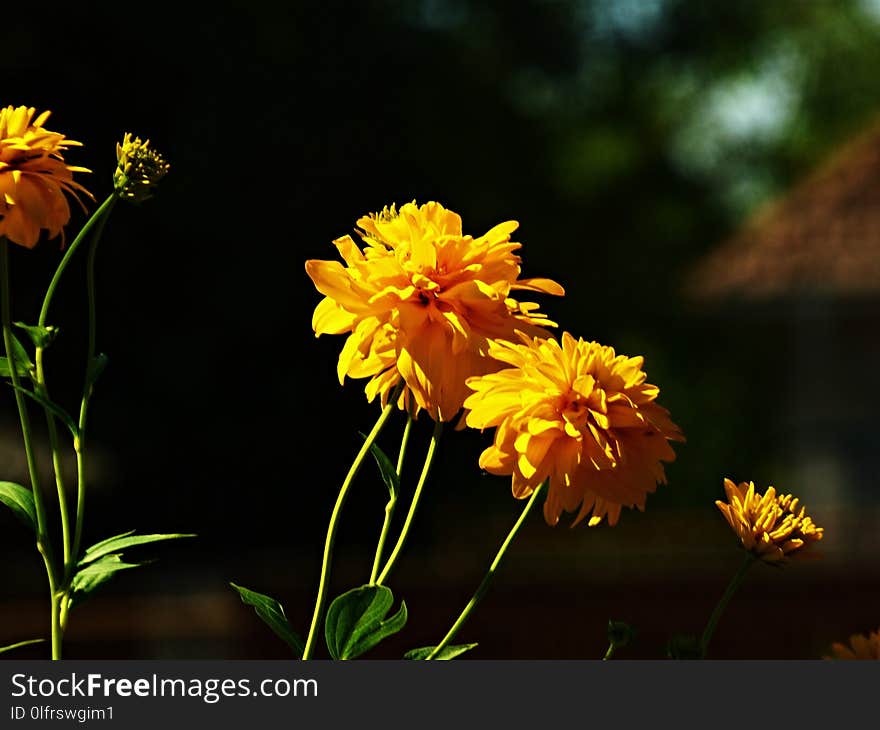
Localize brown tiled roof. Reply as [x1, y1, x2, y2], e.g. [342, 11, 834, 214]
[686, 115, 880, 301]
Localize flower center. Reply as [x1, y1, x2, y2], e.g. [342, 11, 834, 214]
[409, 271, 443, 307]
[560, 393, 591, 430]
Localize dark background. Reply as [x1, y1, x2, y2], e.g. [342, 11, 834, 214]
[1, 0, 879, 660]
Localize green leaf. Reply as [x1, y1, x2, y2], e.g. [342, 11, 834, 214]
[14, 321, 59, 349]
[70, 553, 145, 607]
[69, 532, 195, 609]
[404, 643, 478, 660]
[82, 529, 137, 555]
[0, 638, 45, 655]
[325, 584, 408, 660]
[0, 481, 36, 531]
[0, 331, 33, 378]
[5, 330, 33, 370]
[0, 356, 30, 378]
[6, 383, 79, 438]
[86, 353, 109, 388]
[78, 532, 195, 567]
[229, 583, 304, 656]
[360, 433, 400, 500]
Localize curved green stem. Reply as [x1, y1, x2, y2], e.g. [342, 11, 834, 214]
[375, 419, 442, 586]
[1, 239, 59, 659]
[301, 399, 399, 660]
[70, 204, 113, 570]
[38, 193, 117, 328]
[426, 480, 546, 660]
[369, 414, 413, 584]
[0, 638, 45, 655]
[32, 195, 117, 651]
[603, 643, 616, 661]
[700, 553, 756, 658]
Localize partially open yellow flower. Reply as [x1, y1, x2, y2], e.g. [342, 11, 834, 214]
[0, 106, 92, 248]
[114, 133, 170, 203]
[715, 479, 824, 563]
[464, 332, 684, 526]
[305, 201, 564, 421]
[825, 628, 880, 660]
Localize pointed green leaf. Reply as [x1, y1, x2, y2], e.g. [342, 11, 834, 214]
[69, 553, 146, 608]
[404, 643, 478, 660]
[0, 355, 30, 378]
[6, 383, 79, 438]
[69, 532, 195, 609]
[0, 331, 33, 378]
[86, 353, 109, 388]
[75, 554, 144, 576]
[82, 529, 137, 555]
[3, 330, 33, 371]
[0, 638, 45, 655]
[360, 433, 400, 500]
[78, 532, 195, 567]
[14, 322, 59, 349]
[229, 583, 304, 656]
[325, 584, 408, 660]
[0, 481, 36, 531]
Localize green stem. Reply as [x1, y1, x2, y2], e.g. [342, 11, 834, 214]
[33, 195, 117, 648]
[426, 480, 546, 660]
[0, 638, 45, 655]
[301, 399, 399, 660]
[38, 193, 117, 328]
[0, 239, 59, 659]
[71, 204, 114, 570]
[50, 593, 62, 660]
[603, 643, 616, 661]
[375, 420, 442, 586]
[33, 348, 71, 573]
[700, 553, 756, 658]
[369, 414, 413, 584]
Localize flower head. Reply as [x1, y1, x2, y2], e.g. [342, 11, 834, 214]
[0, 106, 92, 248]
[114, 133, 170, 203]
[715, 479, 824, 563]
[464, 332, 684, 526]
[825, 628, 880, 660]
[305, 201, 564, 421]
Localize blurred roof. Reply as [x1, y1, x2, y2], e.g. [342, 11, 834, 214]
[687, 114, 880, 301]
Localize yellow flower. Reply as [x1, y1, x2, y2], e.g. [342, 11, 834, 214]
[715, 479, 824, 563]
[0, 106, 92, 248]
[825, 628, 880, 660]
[114, 133, 170, 203]
[464, 332, 684, 526]
[305, 201, 564, 421]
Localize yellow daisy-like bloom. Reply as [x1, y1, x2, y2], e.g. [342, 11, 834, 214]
[825, 628, 880, 660]
[113, 132, 170, 203]
[305, 201, 564, 421]
[464, 332, 684, 527]
[0, 106, 92, 248]
[715, 479, 824, 563]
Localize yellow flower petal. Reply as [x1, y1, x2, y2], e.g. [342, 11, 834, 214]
[312, 296, 357, 335]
